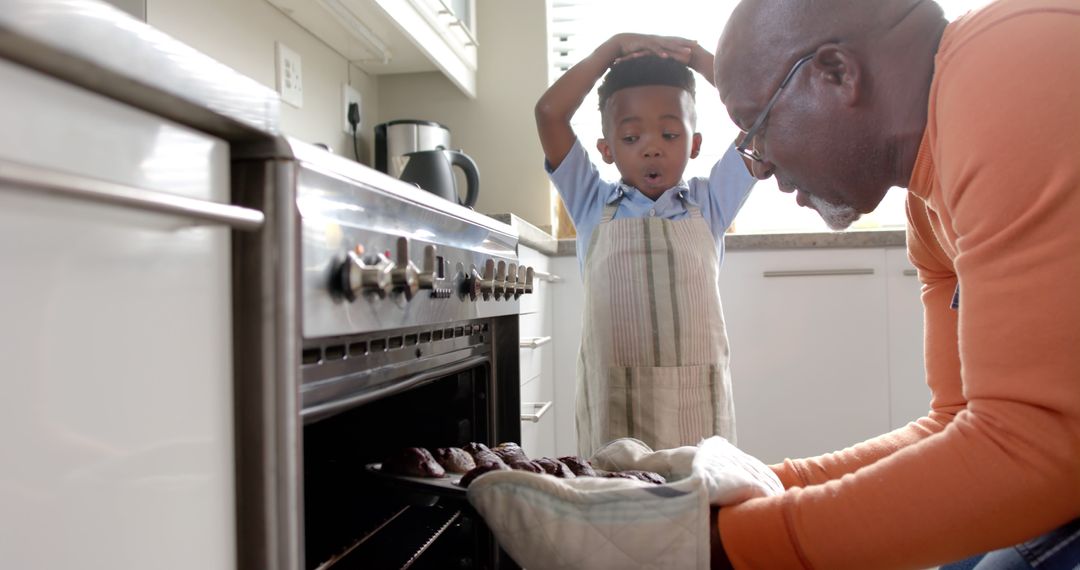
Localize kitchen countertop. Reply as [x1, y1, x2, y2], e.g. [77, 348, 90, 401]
[0, 0, 280, 141]
[488, 213, 907, 256]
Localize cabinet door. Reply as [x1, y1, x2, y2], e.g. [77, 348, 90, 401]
[718, 249, 891, 464]
[0, 60, 236, 569]
[518, 245, 557, 458]
[885, 248, 930, 428]
[550, 255, 584, 456]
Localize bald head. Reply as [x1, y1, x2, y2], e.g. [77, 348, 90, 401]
[716, 0, 929, 104]
[713, 0, 947, 227]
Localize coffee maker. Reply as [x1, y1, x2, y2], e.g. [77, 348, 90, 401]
[374, 119, 480, 209]
[374, 119, 452, 178]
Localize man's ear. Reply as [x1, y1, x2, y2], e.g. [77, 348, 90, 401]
[690, 133, 703, 159]
[596, 138, 615, 164]
[811, 44, 861, 105]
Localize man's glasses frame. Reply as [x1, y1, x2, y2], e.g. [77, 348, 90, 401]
[735, 53, 816, 164]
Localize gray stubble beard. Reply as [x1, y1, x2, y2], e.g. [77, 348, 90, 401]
[808, 193, 862, 231]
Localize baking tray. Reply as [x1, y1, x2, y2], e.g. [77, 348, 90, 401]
[364, 463, 468, 504]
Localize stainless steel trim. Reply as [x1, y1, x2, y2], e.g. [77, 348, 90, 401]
[0, 0, 280, 139]
[520, 401, 552, 423]
[0, 158, 264, 231]
[301, 355, 490, 420]
[282, 138, 516, 241]
[902, 269, 918, 277]
[532, 270, 563, 283]
[519, 336, 552, 349]
[232, 157, 302, 570]
[762, 268, 875, 278]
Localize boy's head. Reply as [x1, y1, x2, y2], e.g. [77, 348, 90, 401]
[596, 55, 703, 199]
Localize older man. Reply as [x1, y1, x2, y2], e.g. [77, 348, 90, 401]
[710, 0, 1080, 568]
[465, 1, 1078, 568]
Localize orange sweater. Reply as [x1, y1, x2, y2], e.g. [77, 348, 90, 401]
[718, 1, 1080, 568]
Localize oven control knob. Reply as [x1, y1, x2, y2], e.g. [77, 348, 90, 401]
[417, 244, 451, 298]
[391, 236, 420, 300]
[524, 266, 535, 294]
[465, 264, 484, 301]
[337, 250, 393, 300]
[503, 262, 517, 300]
[478, 258, 496, 300]
[493, 261, 507, 299]
[513, 265, 528, 299]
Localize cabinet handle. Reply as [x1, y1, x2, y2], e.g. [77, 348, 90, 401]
[521, 401, 552, 422]
[519, 336, 552, 349]
[434, 0, 478, 47]
[762, 268, 875, 278]
[902, 269, 918, 277]
[532, 270, 562, 283]
[0, 158, 264, 231]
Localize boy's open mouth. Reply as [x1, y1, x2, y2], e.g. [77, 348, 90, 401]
[645, 170, 661, 183]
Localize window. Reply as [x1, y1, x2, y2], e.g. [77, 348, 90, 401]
[548, 0, 992, 233]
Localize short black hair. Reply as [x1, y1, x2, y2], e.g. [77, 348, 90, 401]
[597, 54, 696, 113]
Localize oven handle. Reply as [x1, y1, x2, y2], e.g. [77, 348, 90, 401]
[520, 401, 552, 422]
[301, 355, 490, 420]
[519, 336, 552, 349]
[0, 157, 265, 231]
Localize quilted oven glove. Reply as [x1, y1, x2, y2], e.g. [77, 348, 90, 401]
[466, 436, 783, 570]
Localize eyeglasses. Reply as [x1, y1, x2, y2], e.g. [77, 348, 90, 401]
[735, 53, 816, 164]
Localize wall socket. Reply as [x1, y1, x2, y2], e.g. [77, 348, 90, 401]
[275, 41, 303, 108]
[342, 83, 362, 134]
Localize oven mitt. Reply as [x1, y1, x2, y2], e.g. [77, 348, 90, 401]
[465, 436, 783, 570]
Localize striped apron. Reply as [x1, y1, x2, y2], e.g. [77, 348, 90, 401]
[576, 192, 736, 456]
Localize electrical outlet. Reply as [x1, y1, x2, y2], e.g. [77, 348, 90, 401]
[275, 41, 303, 108]
[342, 83, 362, 134]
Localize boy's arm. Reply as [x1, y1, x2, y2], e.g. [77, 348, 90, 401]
[534, 33, 698, 170]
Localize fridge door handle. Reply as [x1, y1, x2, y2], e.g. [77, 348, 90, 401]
[0, 158, 264, 231]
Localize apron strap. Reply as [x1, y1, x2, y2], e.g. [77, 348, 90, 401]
[676, 189, 704, 219]
[602, 188, 700, 223]
[600, 192, 624, 223]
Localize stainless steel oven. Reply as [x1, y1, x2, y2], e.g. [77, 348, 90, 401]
[232, 137, 530, 569]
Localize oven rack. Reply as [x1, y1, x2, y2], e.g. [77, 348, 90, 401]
[315, 505, 464, 570]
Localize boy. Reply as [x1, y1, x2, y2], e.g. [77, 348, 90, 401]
[535, 33, 756, 455]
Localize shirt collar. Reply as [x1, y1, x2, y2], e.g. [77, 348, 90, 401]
[607, 181, 691, 205]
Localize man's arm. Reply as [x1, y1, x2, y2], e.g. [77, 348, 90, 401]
[687, 42, 716, 87]
[534, 33, 698, 170]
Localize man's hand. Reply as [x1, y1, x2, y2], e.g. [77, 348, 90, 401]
[467, 437, 782, 569]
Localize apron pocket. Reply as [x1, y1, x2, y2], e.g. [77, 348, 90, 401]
[606, 364, 724, 451]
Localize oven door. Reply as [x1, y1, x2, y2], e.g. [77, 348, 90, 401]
[300, 315, 520, 569]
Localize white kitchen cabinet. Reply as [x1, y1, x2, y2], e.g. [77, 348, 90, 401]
[0, 59, 237, 569]
[266, 0, 479, 97]
[548, 245, 927, 464]
[718, 249, 892, 464]
[550, 255, 584, 456]
[518, 244, 558, 458]
[886, 248, 931, 429]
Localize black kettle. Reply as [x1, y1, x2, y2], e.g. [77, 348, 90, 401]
[398, 149, 480, 209]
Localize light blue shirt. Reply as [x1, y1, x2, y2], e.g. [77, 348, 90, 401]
[547, 138, 756, 273]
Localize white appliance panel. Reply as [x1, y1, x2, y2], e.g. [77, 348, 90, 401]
[0, 59, 236, 569]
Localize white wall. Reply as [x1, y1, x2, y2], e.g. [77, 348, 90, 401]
[140, 0, 552, 227]
[103, 0, 144, 19]
[377, 0, 552, 228]
[145, 0, 379, 162]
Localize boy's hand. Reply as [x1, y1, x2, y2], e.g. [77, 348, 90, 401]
[607, 33, 696, 66]
[608, 33, 717, 87]
[535, 32, 711, 170]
